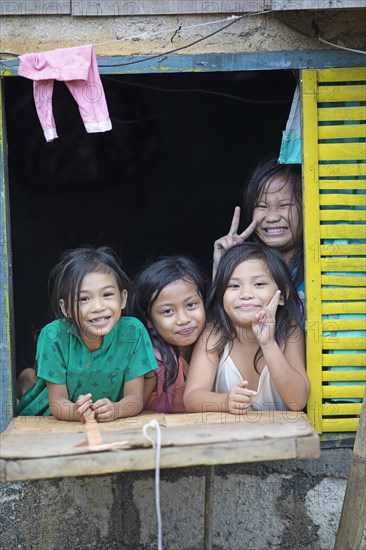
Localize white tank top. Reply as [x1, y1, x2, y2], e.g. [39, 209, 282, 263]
[215, 343, 288, 411]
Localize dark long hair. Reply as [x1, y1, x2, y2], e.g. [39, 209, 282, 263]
[207, 242, 302, 370]
[241, 158, 303, 288]
[130, 256, 207, 392]
[49, 246, 130, 327]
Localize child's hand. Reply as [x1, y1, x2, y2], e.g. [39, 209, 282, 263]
[252, 290, 281, 346]
[213, 207, 257, 274]
[226, 381, 257, 414]
[92, 398, 118, 422]
[74, 393, 93, 421]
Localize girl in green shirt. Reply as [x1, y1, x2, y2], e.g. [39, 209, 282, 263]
[17, 246, 158, 421]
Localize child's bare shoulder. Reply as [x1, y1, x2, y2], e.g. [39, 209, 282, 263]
[200, 324, 224, 352]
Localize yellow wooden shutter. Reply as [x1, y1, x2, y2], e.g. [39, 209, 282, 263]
[302, 67, 366, 434]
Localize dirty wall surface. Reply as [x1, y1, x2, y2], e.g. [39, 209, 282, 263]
[1, 449, 366, 550]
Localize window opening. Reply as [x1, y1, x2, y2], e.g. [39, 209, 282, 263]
[5, 69, 297, 383]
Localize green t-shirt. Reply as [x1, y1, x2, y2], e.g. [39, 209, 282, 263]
[17, 316, 158, 416]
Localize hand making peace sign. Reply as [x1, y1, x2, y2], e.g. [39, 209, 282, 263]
[213, 207, 257, 277]
[252, 290, 282, 346]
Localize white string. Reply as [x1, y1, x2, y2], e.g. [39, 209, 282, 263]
[318, 36, 366, 56]
[143, 419, 163, 550]
[94, 15, 241, 47]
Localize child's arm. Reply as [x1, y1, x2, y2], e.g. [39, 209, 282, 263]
[92, 376, 145, 422]
[16, 367, 37, 399]
[184, 330, 256, 414]
[253, 291, 309, 411]
[143, 371, 157, 407]
[47, 382, 93, 421]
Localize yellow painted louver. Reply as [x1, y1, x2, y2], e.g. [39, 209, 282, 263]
[302, 68, 366, 434]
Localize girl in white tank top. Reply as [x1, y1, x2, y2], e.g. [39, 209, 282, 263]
[184, 243, 309, 414]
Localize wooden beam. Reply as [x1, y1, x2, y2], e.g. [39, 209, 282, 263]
[272, 0, 366, 10]
[71, 0, 366, 16]
[3, 51, 366, 78]
[334, 395, 366, 550]
[0, 413, 320, 482]
[71, 0, 268, 16]
[2, 0, 365, 15]
[0, 1, 71, 15]
[0, 79, 16, 431]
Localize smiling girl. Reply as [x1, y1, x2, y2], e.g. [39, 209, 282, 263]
[130, 256, 207, 413]
[184, 242, 309, 414]
[17, 246, 158, 421]
[213, 159, 304, 295]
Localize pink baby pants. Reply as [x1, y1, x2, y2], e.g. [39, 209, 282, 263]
[18, 45, 112, 142]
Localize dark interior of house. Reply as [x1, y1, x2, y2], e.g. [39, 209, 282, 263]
[5, 69, 296, 373]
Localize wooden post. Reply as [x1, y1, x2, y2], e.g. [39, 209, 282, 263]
[0, 78, 16, 430]
[334, 394, 366, 550]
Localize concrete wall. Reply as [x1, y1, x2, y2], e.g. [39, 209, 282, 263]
[1, 448, 366, 549]
[1, 10, 365, 57]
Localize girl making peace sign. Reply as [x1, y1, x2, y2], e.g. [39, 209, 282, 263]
[213, 159, 304, 299]
[184, 242, 309, 413]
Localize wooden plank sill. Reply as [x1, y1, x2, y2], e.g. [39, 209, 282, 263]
[0, 411, 320, 482]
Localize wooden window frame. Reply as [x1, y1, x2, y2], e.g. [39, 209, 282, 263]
[0, 53, 364, 433]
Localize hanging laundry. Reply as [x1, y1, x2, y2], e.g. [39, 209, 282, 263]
[18, 44, 112, 142]
[278, 85, 301, 164]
